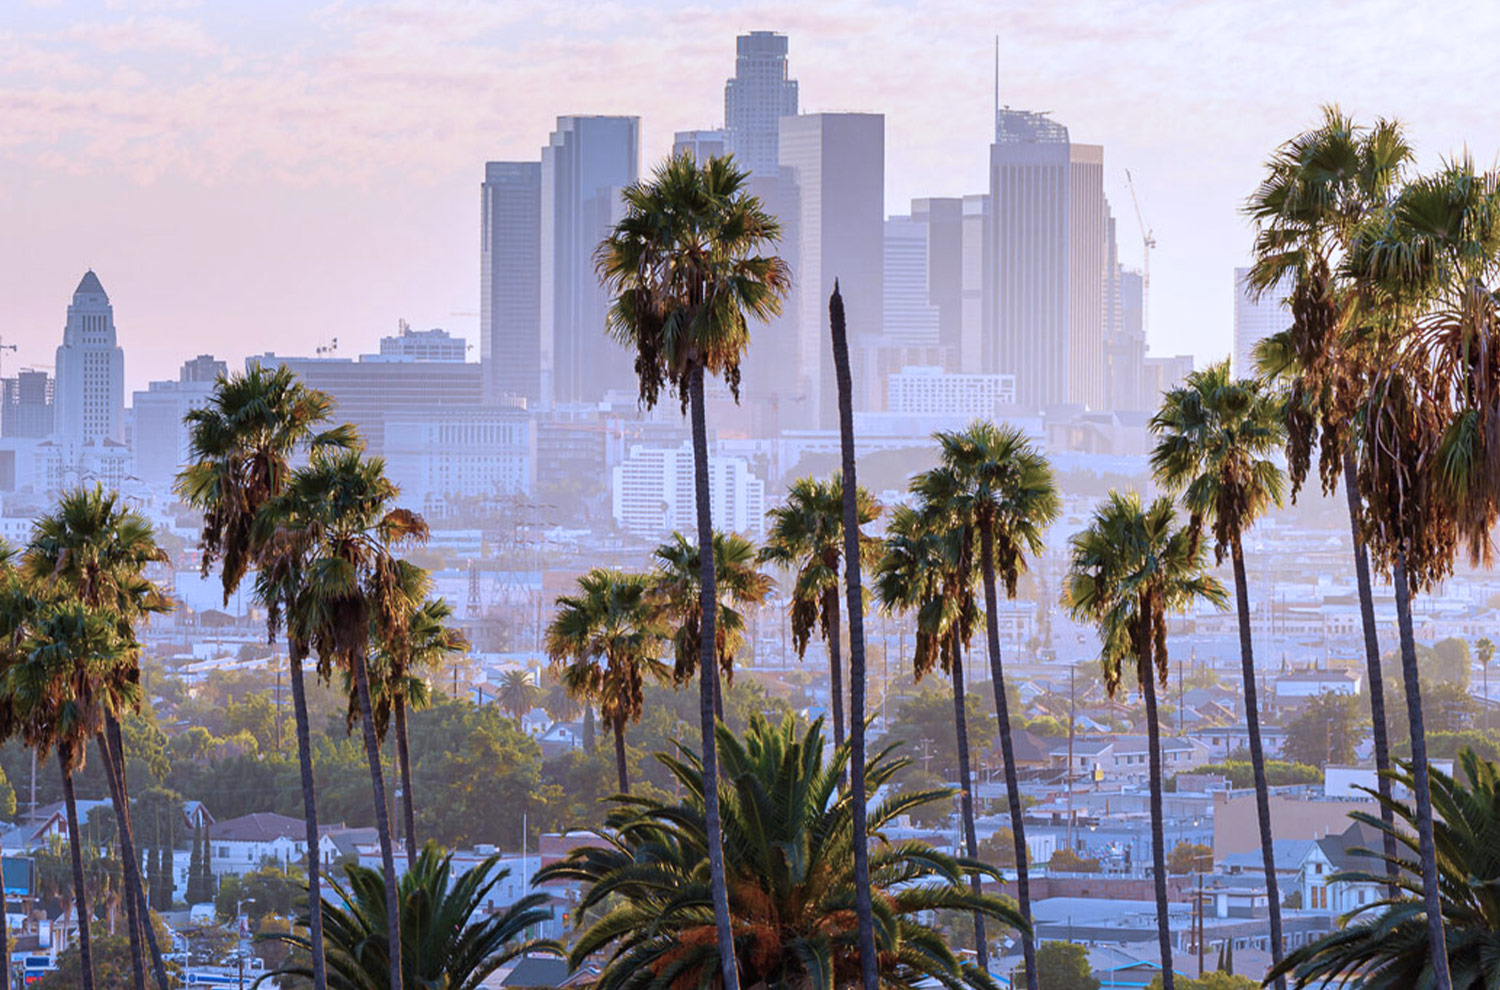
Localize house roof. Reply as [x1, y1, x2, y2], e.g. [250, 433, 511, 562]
[1318, 821, 1386, 874]
[1221, 838, 1320, 871]
[503, 956, 571, 989]
[209, 812, 306, 843]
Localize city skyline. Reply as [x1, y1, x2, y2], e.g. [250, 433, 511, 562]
[5, 1, 1497, 392]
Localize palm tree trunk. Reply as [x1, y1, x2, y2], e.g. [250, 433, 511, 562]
[1229, 537, 1284, 988]
[288, 650, 329, 990]
[829, 281, 878, 990]
[687, 363, 741, 990]
[93, 730, 147, 990]
[711, 652, 725, 724]
[60, 757, 96, 990]
[104, 717, 168, 990]
[1140, 651, 1174, 990]
[394, 697, 418, 867]
[824, 585, 845, 751]
[613, 718, 630, 794]
[1340, 449, 1398, 896]
[950, 633, 987, 970]
[978, 523, 1036, 990]
[1392, 550, 1452, 990]
[352, 648, 404, 990]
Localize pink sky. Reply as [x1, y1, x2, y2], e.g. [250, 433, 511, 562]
[3, 0, 1498, 394]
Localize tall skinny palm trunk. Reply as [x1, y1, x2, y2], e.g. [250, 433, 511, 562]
[1140, 648, 1174, 990]
[352, 649, 404, 990]
[96, 732, 144, 990]
[830, 281, 877, 990]
[688, 364, 740, 990]
[60, 757, 95, 990]
[393, 698, 418, 867]
[950, 633, 987, 970]
[823, 584, 845, 750]
[288, 651, 328, 990]
[105, 717, 168, 990]
[1229, 537, 1284, 986]
[979, 524, 1036, 990]
[1341, 450, 1398, 894]
[612, 719, 629, 794]
[1392, 551, 1451, 990]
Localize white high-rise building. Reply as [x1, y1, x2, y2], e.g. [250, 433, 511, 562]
[54, 271, 125, 445]
[1234, 267, 1291, 377]
[779, 112, 885, 427]
[883, 217, 940, 347]
[612, 442, 765, 540]
[887, 365, 1017, 416]
[131, 355, 228, 491]
[481, 161, 542, 405]
[723, 31, 798, 177]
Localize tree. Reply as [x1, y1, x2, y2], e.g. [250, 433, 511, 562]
[650, 531, 772, 719]
[497, 669, 539, 722]
[931, 421, 1060, 990]
[1048, 849, 1101, 873]
[537, 714, 1025, 990]
[759, 474, 880, 750]
[1037, 940, 1100, 990]
[177, 363, 354, 990]
[1065, 491, 1227, 990]
[1282, 692, 1368, 767]
[1247, 107, 1411, 906]
[1151, 360, 1288, 983]
[545, 569, 669, 794]
[541, 677, 581, 724]
[1167, 842, 1214, 875]
[874, 498, 990, 966]
[261, 449, 429, 990]
[1271, 750, 1500, 990]
[598, 151, 790, 990]
[263, 843, 557, 990]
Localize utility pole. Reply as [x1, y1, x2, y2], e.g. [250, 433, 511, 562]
[1066, 666, 1076, 852]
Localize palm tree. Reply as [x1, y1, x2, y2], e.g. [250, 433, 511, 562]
[263, 842, 557, 990]
[542, 677, 581, 724]
[497, 669, 540, 722]
[1270, 749, 1500, 990]
[1480, 638, 1497, 730]
[649, 530, 772, 719]
[262, 448, 429, 990]
[1245, 107, 1412, 895]
[545, 569, 669, 793]
[597, 151, 790, 990]
[177, 363, 354, 990]
[759, 475, 880, 750]
[930, 421, 1059, 990]
[1064, 492, 1227, 990]
[1344, 158, 1500, 990]
[537, 713, 1025, 990]
[873, 500, 989, 967]
[25, 488, 174, 990]
[1149, 361, 1287, 981]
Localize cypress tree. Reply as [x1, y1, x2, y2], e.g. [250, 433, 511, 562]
[161, 836, 174, 909]
[199, 824, 215, 899]
[186, 823, 204, 904]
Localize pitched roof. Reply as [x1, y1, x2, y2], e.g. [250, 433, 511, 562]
[75, 270, 105, 296]
[1318, 821, 1386, 874]
[209, 812, 306, 843]
[503, 957, 571, 989]
[1221, 838, 1319, 871]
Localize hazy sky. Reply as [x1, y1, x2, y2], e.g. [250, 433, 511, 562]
[3, 0, 1498, 394]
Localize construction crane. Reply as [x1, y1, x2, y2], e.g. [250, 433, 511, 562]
[1125, 169, 1156, 339]
[0, 338, 16, 379]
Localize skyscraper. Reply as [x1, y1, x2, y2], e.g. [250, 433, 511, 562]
[540, 116, 639, 406]
[778, 112, 885, 426]
[672, 129, 727, 161]
[54, 270, 125, 445]
[1234, 267, 1290, 377]
[482, 161, 542, 405]
[2, 370, 53, 439]
[987, 110, 1112, 411]
[723, 31, 798, 177]
[882, 216, 940, 347]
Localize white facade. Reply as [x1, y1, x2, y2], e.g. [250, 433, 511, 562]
[887, 365, 1017, 416]
[131, 378, 217, 491]
[883, 217, 940, 346]
[54, 271, 125, 446]
[1233, 268, 1291, 378]
[379, 325, 466, 362]
[612, 442, 765, 539]
[382, 406, 534, 514]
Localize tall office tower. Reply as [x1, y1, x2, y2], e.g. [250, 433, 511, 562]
[54, 270, 125, 445]
[2, 370, 54, 439]
[541, 116, 639, 406]
[1234, 267, 1290, 377]
[909, 195, 991, 373]
[482, 161, 542, 405]
[987, 110, 1112, 411]
[882, 216, 940, 347]
[779, 113, 885, 426]
[724, 31, 798, 177]
[673, 129, 727, 160]
[179, 354, 226, 383]
[1106, 267, 1148, 410]
[132, 355, 227, 490]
